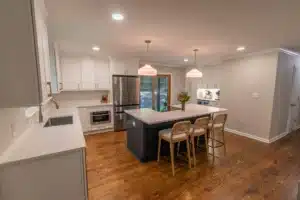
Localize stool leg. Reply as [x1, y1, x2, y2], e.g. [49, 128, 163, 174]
[211, 129, 215, 160]
[170, 143, 175, 176]
[186, 139, 192, 169]
[191, 136, 196, 167]
[177, 142, 181, 156]
[222, 129, 226, 156]
[204, 133, 209, 159]
[157, 137, 161, 162]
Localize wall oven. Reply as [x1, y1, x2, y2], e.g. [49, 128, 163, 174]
[90, 111, 111, 125]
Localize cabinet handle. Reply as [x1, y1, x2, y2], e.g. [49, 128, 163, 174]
[47, 82, 52, 97]
[60, 82, 63, 90]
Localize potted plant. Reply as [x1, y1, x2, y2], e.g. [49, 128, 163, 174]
[177, 92, 190, 111]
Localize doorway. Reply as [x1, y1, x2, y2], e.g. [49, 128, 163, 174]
[287, 65, 300, 132]
[140, 74, 171, 112]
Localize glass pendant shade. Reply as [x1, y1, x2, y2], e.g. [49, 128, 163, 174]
[186, 68, 203, 78]
[138, 64, 157, 76]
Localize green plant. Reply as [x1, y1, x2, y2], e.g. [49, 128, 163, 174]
[177, 92, 191, 104]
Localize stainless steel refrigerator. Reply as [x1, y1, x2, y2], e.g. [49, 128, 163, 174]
[112, 75, 140, 131]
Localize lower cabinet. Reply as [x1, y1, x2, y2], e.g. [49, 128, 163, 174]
[78, 107, 91, 132]
[0, 148, 88, 200]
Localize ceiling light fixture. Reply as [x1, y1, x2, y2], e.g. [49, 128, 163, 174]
[237, 46, 245, 52]
[138, 40, 157, 76]
[92, 46, 100, 51]
[112, 13, 124, 21]
[186, 49, 203, 78]
[184, 58, 188, 62]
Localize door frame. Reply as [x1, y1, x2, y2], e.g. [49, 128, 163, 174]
[153, 74, 171, 108]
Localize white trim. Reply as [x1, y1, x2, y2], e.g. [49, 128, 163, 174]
[225, 128, 269, 143]
[269, 131, 289, 143]
[279, 48, 300, 56]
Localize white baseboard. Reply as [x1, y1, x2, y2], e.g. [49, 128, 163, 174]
[225, 128, 269, 143]
[225, 128, 293, 144]
[268, 131, 289, 143]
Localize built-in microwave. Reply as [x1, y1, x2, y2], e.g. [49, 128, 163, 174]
[90, 111, 111, 125]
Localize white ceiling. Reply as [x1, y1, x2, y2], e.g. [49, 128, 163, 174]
[45, 0, 300, 66]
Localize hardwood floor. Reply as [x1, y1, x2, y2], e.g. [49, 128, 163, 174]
[85, 131, 300, 200]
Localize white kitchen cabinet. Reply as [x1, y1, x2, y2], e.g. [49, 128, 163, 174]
[81, 58, 95, 90]
[60, 57, 111, 91]
[0, 0, 52, 107]
[94, 60, 111, 90]
[61, 58, 82, 91]
[109, 58, 139, 75]
[49, 43, 63, 94]
[0, 149, 88, 200]
[78, 108, 91, 132]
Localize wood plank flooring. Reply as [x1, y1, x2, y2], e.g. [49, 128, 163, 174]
[85, 131, 300, 200]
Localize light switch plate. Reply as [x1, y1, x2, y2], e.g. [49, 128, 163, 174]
[252, 92, 260, 99]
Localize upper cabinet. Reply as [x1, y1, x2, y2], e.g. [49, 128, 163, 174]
[0, 0, 52, 108]
[109, 57, 139, 76]
[60, 57, 111, 91]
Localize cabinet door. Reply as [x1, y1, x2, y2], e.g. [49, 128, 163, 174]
[55, 44, 63, 92]
[94, 60, 111, 90]
[35, 11, 51, 102]
[81, 58, 95, 90]
[79, 108, 91, 132]
[61, 58, 81, 91]
[0, 149, 86, 200]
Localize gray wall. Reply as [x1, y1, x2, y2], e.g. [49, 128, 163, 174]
[270, 51, 300, 138]
[186, 51, 279, 140]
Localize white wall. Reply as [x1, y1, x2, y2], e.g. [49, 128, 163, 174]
[187, 51, 279, 140]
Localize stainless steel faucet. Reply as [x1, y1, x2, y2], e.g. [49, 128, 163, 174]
[38, 98, 60, 123]
[50, 98, 60, 109]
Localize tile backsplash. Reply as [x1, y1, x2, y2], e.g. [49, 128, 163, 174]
[0, 102, 51, 155]
[0, 108, 32, 154]
[54, 91, 110, 102]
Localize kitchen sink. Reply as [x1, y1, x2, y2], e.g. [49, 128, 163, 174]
[44, 116, 73, 127]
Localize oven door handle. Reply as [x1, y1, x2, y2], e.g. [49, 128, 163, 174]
[91, 114, 110, 116]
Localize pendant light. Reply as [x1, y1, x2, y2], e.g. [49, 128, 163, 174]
[138, 40, 157, 76]
[186, 49, 203, 78]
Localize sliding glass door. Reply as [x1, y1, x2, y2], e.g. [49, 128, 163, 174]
[140, 75, 171, 112]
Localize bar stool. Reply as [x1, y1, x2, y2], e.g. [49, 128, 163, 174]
[208, 113, 228, 158]
[157, 121, 192, 176]
[190, 117, 210, 166]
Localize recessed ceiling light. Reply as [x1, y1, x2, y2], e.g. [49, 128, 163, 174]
[184, 58, 188, 62]
[112, 13, 124, 21]
[237, 46, 245, 52]
[92, 46, 100, 51]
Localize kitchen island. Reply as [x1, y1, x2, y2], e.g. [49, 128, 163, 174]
[124, 104, 227, 162]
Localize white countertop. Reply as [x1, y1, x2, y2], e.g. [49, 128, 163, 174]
[125, 104, 227, 125]
[0, 108, 86, 165]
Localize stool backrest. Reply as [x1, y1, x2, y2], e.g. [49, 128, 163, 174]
[194, 117, 210, 129]
[171, 121, 191, 137]
[212, 113, 227, 129]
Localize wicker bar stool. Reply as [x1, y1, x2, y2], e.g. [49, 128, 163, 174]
[208, 113, 228, 158]
[190, 117, 210, 166]
[157, 121, 192, 176]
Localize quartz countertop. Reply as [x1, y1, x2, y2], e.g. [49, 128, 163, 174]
[125, 104, 227, 125]
[0, 107, 86, 165]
